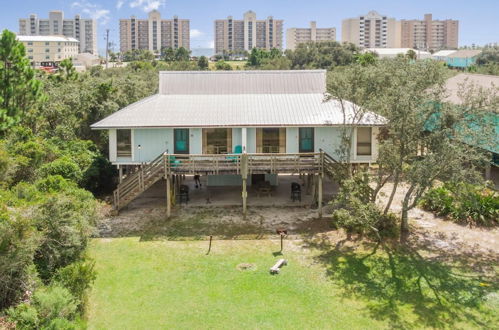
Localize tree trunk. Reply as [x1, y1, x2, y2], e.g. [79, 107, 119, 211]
[384, 170, 399, 215]
[400, 207, 410, 243]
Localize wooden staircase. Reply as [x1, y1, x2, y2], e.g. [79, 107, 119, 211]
[113, 152, 166, 211]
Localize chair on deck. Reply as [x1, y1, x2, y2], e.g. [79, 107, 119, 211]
[226, 145, 243, 161]
[291, 182, 301, 202]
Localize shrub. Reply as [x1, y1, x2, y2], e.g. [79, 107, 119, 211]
[54, 259, 96, 311]
[38, 157, 83, 183]
[33, 194, 97, 281]
[7, 285, 77, 329]
[420, 183, 499, 226]
[0, 207, 41, 310]
[35, 175, 78, 193]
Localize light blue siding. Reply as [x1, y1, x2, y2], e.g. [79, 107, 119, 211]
[134, 128, 172, 162]
[286, 128, 299, 153]
[246, 128, 257, 153]
[232, 128, 242, 153]
[190, 128, 202, 154]
[446, 57, 477, 68]
[315, 127, 347, 159]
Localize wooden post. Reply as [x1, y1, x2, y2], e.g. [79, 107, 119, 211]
[241, 153, 248, 219]
[166, 175, 171, 218]
[318, 173, 323, 218]
[118, 165, 123, 183]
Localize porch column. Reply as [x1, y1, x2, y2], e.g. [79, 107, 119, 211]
[241, 153, 248, 219]
[241, 127, 247, 153]
[318, 173, 323, 218]
[118, 165, 123, 184]
[166, 175, 171, 218]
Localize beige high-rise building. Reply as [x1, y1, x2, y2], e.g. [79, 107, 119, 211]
[120, 10, 190, 53]
[401, 14, 458, 50]
[17, 35, 79, 65]
[342, 11, 401, 48]
[19, 11, 97, 54]
[214, 11, 283, 54]
[286, 22, 336, 50]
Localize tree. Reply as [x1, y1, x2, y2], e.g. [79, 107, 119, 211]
[476, 46, 499, 65]
[161, 47, 176, 62]
[197, 56, 209, 70]
[406, 49, 417, 60]
[285, 41, 359, 69]
[175, 47, 191, 62]
[355, 52, 378, 66]
[0, 30, 44, 134]
[53, 58, 78, 82]
[327, 59, 495, 241]
[215, 61, 232, 71]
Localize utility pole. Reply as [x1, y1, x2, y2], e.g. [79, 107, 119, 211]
[105, 29, 110, 69]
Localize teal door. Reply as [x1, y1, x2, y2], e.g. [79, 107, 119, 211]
[299, 128, 314, 152]
[174, 129, 189, 154]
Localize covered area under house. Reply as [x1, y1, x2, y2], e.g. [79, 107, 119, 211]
[91, 70, 386, 217]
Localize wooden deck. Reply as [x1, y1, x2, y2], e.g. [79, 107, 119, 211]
[114, 152, 340, 217]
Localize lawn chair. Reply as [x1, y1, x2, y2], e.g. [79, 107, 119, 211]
[291, 182, 301, 202]
[226, 145, 243, 162]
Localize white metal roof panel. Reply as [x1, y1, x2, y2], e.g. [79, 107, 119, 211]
[16, 35, 79, 42]
[91, 93, 386, 129]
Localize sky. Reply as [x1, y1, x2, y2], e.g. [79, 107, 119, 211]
[0, 0, 498, 54]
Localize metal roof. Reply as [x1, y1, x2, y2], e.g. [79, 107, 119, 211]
[16, 35, 79, 43]
[446, 50, 482, 58]
[159, 70, 327, 95]
[92, 70, 386, 129]
[431, 50, 457, 58]
[444, 73, 499, 105]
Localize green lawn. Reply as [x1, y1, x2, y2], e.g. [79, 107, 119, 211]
[87, 237, 498, 329]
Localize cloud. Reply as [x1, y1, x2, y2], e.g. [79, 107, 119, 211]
[72, 1, 110, 24]
[191, 29, 204, 38]
[128, 0, 166, 12]
[116, 0, 125, 9]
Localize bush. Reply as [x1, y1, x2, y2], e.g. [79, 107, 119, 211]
[35, 175, 79, 193]
[0, 207, 41, 310]
[7, 285, 78, 329]
[38, 157, 83, 183]
[54, 259, 96, 311]
[420, 183, 499, 226]
[33, 194, 97, 281]
[215, 61, 233, 70]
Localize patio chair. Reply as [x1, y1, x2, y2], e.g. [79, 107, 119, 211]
[178, 184, 189, 204]
[226, 145, 243, 161]
[291, 182, 301, 202]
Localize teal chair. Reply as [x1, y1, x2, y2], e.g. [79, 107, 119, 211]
[167, 155, 182, 167]
[227, 145, 243, 161]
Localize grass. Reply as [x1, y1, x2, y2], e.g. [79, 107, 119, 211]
[86, 236, 498, 329]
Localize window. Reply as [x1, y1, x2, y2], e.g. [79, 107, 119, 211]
[299, 128, 314, 152]
[45, 49, 50, 52]
[45, 42, 49, 46]
[27, 42, 33, 46]
[203, 128, 232, 154]
[356, 127, 372, 156]
[256, 128, 286, 153]
[174, 129, 189, 154]
[117, 130, 132, 158]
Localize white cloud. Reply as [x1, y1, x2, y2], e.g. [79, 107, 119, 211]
[72, 1, 110, 25]
[128, 0, 165, 12]
[191, 29, 204, 38]
[116, 0, 125, 9]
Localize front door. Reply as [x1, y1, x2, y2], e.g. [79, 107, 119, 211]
[299, 128, 314, 152]
[174, 129, 189, 154]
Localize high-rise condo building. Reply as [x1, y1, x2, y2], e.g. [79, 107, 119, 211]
[342, 11, 401, 48]
[401, 14, 459, 50]
[214, 11, 283, 54]
[286, 21, 336, 50]
[18, 10, 97, 55]
[119, 10, 190, 53]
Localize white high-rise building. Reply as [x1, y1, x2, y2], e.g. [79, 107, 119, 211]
[286, 21, 336, 50]
[214, 11, 283, 54]
[342, 11, 401, 48]
[19, 10, 97, 55]
[119, 10, 190, 53]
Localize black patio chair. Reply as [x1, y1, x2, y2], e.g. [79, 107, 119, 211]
[178, 184, 189, 204]
[291, 182, 301, 202]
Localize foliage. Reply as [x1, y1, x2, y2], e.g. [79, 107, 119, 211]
[33, 193, 97, 281]
[405, 49, 417, 60]
[420, 183, 499, 226]
[246, 48, 283, 68]
[197, 56, 209, 70]
[7, 285, 78, 329]
[0, 30, 44, 134]
[476, 46, 499, 65]
[161, 47, 191, 62]
[215, 60, 233, 71]
[54, 259, 96, 311]
[52, 58, 78, 82]
[355, 52, 378, 66]
[122, 49, 155, 62]
[285, 41, 359, 69]
[331, 174, 398, 238]
[0, 206, 40, 310]
[38, 157, 83, 183]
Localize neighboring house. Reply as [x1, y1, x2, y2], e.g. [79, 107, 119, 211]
[445, 49, 482, 68]
[443, 73, 499, 185]
[364, 48, 431, 59]
[91, 70, 386, 214]
[17, 35, 79, 65]
[431, 50, 457, 62]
